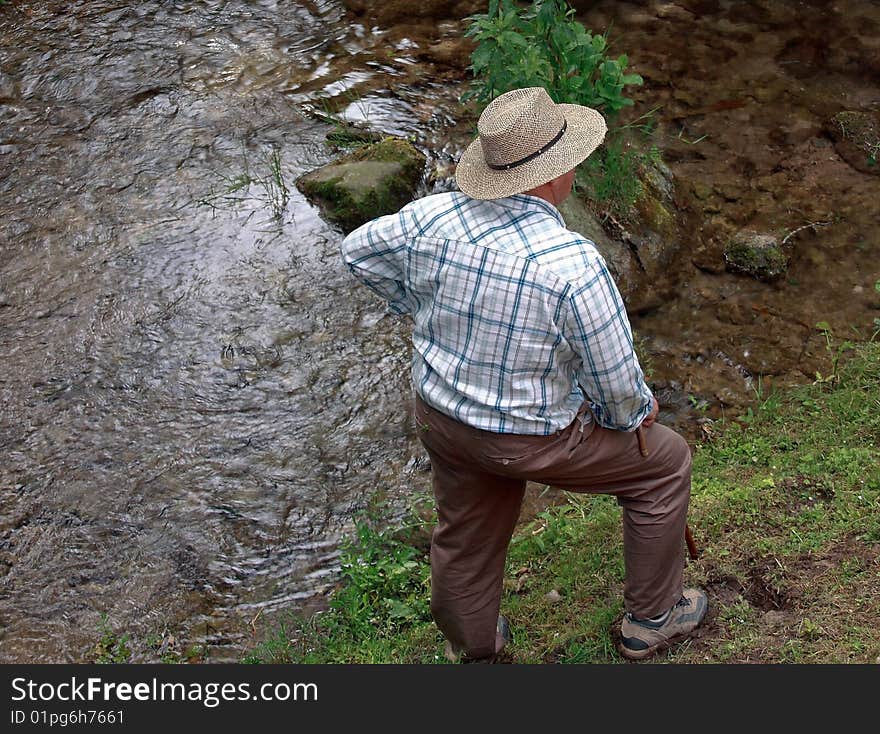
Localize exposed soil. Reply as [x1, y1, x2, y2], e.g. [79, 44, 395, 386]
[686, 537, 880, 663]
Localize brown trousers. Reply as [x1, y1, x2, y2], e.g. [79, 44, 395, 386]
[414, 395, 692, 659]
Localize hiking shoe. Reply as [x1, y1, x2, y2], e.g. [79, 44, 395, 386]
[444, 614, 511, 664]
[619, 588, 708, 661]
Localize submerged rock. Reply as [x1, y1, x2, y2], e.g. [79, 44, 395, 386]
[297, 138, 425, 233]
[828, 111, 880, 176]
[723, 231, 787, 281]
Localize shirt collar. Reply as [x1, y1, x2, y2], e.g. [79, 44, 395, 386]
[506, 193, 566, 227]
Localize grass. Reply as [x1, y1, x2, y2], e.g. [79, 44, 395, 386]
[243, 340, 880, 664]
[195, 145, 289, 220]
[92, 614, 132, 664]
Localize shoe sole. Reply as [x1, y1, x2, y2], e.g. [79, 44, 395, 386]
[618, 629, 693, 661]
[619, 608, 709, 661]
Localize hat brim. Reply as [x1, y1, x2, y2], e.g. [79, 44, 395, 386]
[454, 104, 607, 200]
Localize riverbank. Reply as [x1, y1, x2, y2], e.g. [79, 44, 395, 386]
[4, 0, 879, 663]
[243, 340, 880, 663]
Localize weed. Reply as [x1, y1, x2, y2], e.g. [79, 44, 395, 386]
[331, 517, 432, 633]
[688, 394, 709, 414]
[196, 145, 289, 220]
[814, 321, 856, 387]
[575, 137, 643, 217]
[873, 280, 880, 341]
[144, 629, 205, 663]
[93, 614, 131, 664]
[263, 148, 289, 219]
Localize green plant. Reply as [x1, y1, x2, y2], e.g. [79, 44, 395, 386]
[264, 147, 289, 219]
[196, 145, 288, 220]
[464, 0, 643, 114]
[465, 1, 656, 218]
[145, 629, 204, 663]
[575, 138, 643, 216]
[329, 516, 432, 634]
[814, 321, 856, 387]
[873, 281, 880, 341]
[93, 614, 131, 664]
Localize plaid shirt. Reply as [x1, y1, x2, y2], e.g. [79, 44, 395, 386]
[341, 191, 653, 435]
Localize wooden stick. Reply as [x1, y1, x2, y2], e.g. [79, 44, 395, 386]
[685, 524, 699, 560]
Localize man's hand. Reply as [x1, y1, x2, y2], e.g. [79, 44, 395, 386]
[640, 396, 659, 428]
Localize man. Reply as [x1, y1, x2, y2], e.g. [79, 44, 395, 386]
[340, 87, 707, 662]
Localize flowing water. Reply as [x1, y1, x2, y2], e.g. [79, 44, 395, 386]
[1, 0, 878, 662]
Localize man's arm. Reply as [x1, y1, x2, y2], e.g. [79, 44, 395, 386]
[340, 209, 412, 315]
[561, 256, 654, 432]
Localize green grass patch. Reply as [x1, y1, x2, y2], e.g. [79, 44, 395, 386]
[244, 342, 880, 664]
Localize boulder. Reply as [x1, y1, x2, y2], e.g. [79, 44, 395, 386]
[297, 138, 425, 232]
[723, 231, 787, 281]
[631, 156, 682, 279]
[558, 196, 640, 301]
[561, 153, 689, 313]
[828, 110, 880, 175]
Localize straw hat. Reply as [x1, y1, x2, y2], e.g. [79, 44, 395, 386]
[455, 87, 607, 200]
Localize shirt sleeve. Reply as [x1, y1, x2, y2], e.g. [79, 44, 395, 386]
[340, 209, 412, 315]
[560, 255, 654, 432]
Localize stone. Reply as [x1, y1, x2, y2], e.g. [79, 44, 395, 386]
[558, 195, 639, 300]
[629, 156, 684, 280]
[297, 137, 425, 232]
[690, 181, 713, 201]
[723, 230, 788, 281]
[544, 589, 562, 604]
[421, 38, 475, 68]
[655, 3, 696, 23]
[0, 72, 15, 100]
[563, 151, 688, 313]
[827, 110, 880, 175]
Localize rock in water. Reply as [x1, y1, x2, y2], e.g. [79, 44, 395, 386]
[297, 137, 425, 232]
[724, 231, 788, 281]
[828, 111, 880, 176]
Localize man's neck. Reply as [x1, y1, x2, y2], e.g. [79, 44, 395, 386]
[522, 183, 558, 206]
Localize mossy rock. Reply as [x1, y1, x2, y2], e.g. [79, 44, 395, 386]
[828, 111, 880, 175]
[723, 231, 788, 281]
[297, 137, 425, 232]
[558, 195, 638, 298]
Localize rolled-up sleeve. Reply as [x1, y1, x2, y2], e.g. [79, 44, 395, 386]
[561, 256, 653, 431]
[340, 209, 411, 315]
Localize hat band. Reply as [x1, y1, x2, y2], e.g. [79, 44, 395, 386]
[486, 120, 568, 171]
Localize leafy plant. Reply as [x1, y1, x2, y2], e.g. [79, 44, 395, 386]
[329, 517, 431, 635]
[464, 0, 643, 115]
[465, 0, 655, 218]
[93, 614, 131, 664]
